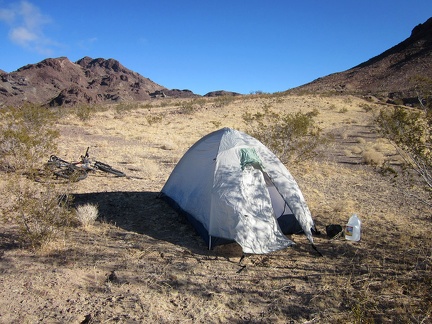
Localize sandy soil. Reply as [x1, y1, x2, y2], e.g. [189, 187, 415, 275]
[0, 94, 431, 323]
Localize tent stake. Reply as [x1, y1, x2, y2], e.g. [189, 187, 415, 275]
[312, 244, 324, 257]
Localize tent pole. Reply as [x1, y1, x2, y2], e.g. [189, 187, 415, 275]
[208, 235, 212, 250]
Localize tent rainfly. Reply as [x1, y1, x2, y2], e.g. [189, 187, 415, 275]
[160, 127, 317, 254]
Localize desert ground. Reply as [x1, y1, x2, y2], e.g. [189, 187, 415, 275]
[0, 93, 431, 323]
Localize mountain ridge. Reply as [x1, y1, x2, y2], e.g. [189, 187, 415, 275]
[0, 56, 198, 107]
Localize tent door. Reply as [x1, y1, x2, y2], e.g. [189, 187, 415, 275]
[262, 171, 303, 234]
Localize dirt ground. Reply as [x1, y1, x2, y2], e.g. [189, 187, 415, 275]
[0, 94, 431, 323]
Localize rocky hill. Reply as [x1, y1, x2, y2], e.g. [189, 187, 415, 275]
[292, 17, 432, 103]
[0, 56, 199, 107]
[204, 90, 241, 97]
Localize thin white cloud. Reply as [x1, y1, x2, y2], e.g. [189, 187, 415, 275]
[0, 7, 15, 24]
[0, 1, 56, 55]
[77, 37, 98, 51]
[10, 26, 37, 45]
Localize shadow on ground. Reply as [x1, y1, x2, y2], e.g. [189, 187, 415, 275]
[73, 191, 340, 260]
[73, 191, 211, 254]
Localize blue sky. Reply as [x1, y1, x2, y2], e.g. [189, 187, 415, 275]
[0, 1, 431, 95]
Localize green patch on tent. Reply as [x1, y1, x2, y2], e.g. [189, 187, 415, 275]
[240, 148, 263, 170]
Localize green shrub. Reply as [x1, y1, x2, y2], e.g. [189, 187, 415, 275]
[213, 95, 235, 108]
[0, 104, 58, 174]
[75, 104, 93, 121]
[180, 101, 196, 114]
[210, 120, 222, 128]
[376, 106, 432, 190]
[360, 103, 374, 112]
[192, 97, 207, 109]
[242, 107, 325, 163]
[146, 114, 164, 125]
[115, 102, 140, 117]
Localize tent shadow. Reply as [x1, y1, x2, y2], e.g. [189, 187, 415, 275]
[73, 191, 216, 255]
[73, 191, 323, 260]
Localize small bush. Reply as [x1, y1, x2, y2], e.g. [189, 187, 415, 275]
[115, 102, 139, 116]
[242, 107, 326, 163]
[210, 120, 222, 128]
[360, 103, 374, 112]
[75, 104, 93, 121]
[351, 146, 363, 155]
[3, 179, 74, 249]
[75, 203, 99, 228]
[146, 114, 164, 125]
[0, 104, 58, 174]
[356, 137, 366, 144]
[362, 149, 386, 167]
[180, 101, 197, 114]
[192, 98, 207, 109]
[376, 105, 432, 190]
[213, 95, 235, 108]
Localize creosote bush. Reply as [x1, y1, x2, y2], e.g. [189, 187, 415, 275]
[3, 178, 74, 249]
[0, 104, 76, 249]
[74, 104, 93, 121]
[375, 75, 432, 193]
[376, 105, 432, 190]
[213, 95, 235, 108]
[0, 104, 58, 174]
[179, 101, 197, 114]
[242, 107, 325, 163]
[115, 102, 140, 117]
[146, 113, 164, 125]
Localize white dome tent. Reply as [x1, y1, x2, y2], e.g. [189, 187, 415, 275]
[160, 128, 317, 254]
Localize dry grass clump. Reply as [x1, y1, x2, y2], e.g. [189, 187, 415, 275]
[362, 148, 386, 166]
[355, 137, 366, 144]
[351, 146, 364, 155]
[372, 138, 394, 153]
[343, 136, 397, 168]
[329, 198, 358, 216]
[160, 140, 177, 151]
[343, 149, 354, 157]
[339, 130, 349, 140]
[75, 203, 99, 228]
[139, 158, 160, 180]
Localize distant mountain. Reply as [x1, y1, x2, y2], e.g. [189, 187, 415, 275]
[204, 90, 242, 97]
[292, 17, 432, 102]
[0, 56, 199, 107]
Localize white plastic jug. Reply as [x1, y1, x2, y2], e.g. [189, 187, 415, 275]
[345, 214, 361, 241]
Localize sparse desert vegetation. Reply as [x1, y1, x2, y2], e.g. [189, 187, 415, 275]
[0, 93, 431, 323]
